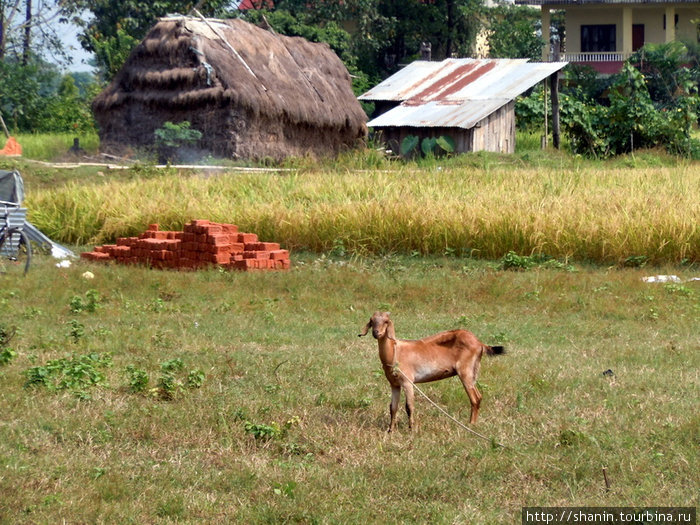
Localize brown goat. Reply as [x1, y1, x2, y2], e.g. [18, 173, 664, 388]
[359, 311, 504, 432]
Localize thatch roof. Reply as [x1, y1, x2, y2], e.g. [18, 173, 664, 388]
[93, 16, 367, 160]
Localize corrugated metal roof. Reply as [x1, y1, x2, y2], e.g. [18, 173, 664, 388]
[360, 58, 567, 129]
[367, 99, 512, 129]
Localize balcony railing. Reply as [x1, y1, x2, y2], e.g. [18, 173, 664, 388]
[550, 52, 633, 62]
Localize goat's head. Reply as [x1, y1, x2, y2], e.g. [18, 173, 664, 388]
[358, 311, 396, 341]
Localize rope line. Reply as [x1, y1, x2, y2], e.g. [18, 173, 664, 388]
[394, 366, 506, 448]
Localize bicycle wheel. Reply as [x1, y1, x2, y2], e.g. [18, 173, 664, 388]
[0, 227, 31, 275]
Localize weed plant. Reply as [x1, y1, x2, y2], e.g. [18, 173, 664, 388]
[0, 253, 697, 523]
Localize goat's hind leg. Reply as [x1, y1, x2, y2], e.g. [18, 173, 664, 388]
[457, 365, 482, 424]
[388, 386, 401, 432]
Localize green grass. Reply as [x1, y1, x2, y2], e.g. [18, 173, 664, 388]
[1, 138, 699, 522]
[0, 253, 698, 523]
[7, 132, 100, 161]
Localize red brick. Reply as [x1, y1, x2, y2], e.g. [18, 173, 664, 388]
[211, 253, 230, 264]
[148, 223, 159, 231]
[80, 251, 110, 261]
[269, 249, 289, 261]
[261, 242, 281, 251]
[243, 251, 269, 260]
[208, 233, 230, 245]
[232, 259, 256, 270]
[238, 233, 258, 243]
[275, 259, 291, 270]
[221, 223, 239, 234]
[205, 244, 227, 254]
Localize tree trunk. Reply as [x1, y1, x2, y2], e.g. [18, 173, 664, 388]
[0, 2, 6, 60]
[445, 0, 455, 58]
[22, 0, 31, 65]
[550, 45, 561, 149]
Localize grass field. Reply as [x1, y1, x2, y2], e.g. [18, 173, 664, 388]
[0, 140, 698, 523]
[0, 252, 698, 523]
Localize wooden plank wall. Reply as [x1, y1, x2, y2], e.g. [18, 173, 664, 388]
[469, 102, 515, 154]
[373, 102, 516, 155]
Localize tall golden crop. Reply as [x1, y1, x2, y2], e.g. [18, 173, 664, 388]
[26, 164, 699, 264]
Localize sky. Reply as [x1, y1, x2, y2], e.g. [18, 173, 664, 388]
[54, 20, 95, 73]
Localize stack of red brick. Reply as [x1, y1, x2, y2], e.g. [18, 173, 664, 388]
[80, 220, 291, 271]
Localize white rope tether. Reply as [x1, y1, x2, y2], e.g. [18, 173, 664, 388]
[394, 366, 506, 448]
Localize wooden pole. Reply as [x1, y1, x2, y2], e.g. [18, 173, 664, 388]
[543, 80, 548, 149]
[550, 44, 561, 149]
[0, 110, 10, 138]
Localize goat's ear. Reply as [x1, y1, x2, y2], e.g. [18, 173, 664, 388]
[386, 319, 397, 342]
[358, 320, 371, 337]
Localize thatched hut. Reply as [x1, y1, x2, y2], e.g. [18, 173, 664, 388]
[92, 16, 367, 161]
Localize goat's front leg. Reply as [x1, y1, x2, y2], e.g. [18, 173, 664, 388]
[388, 386, 401, 432]
[403, 382, 416, 430]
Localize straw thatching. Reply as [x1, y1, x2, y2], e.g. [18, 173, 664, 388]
[93, 16, 367, 161]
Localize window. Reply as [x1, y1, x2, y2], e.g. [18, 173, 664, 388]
[581, 25, 616, 52]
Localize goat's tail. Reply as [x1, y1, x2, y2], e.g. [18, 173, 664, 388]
[485, 344, 505, 356]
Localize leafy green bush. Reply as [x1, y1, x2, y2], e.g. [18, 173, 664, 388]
[154, 358, 204, 399]
[23, 353, 113, 399]
[68, 319, 85, 344]
[501, 251, 574, 271]
[400, 134, 455, 157]
[124, 365, 149, 393]
[0, 348, 16, 366]
[518, 44, 700, 158]
[187, 369, 205, 389]
[154, 122, 202, 149]
[69, 290, 101, 314]
[154, 121, 203, 163]
[244, 421, 283, 441]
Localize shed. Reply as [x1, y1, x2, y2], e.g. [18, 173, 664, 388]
[359, 58, 567, 154]
[93, 16, 367, 161]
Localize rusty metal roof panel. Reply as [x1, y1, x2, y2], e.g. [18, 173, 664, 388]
[360, 59, 566, 103]
[367, 99, 512, 129]
[360, 58, 568, 129]
[358, 60, 469, 101]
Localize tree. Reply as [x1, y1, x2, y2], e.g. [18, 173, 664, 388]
[54, 0, 230, 80]
[1, 53, 97, 133]
[243, 0, 483, 82]
[486, 4, 543, 60]
[1, 0, 70, 64]
[373, 0, 482, 70]
[628, 41, 700, 107]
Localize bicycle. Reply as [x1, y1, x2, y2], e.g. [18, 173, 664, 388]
[0, 199, 31, 275]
